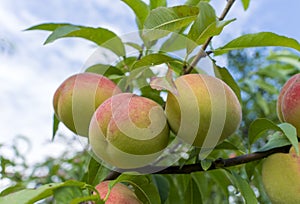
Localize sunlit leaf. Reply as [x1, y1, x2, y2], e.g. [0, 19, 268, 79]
[150, 0, 167, 9]
[257, 131, 290, 152]
[278, 123, 299, 155]
[121, 0, 149, 29]
[214, 32, 300, 55]
[28, 23, 125, 56]
[143, 6, 199, 41]
[241, 0, 250, 10]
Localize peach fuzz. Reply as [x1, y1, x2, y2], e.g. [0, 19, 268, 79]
[165, 74, 242, 148]
[53, 72, 121, 137]
[277, 73, 300, 136]
[95, 181, 142, 204]
[89, 93, 169, 169]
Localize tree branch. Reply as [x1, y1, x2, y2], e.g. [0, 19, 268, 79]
[104, 145, 291, 180]
[184, 0, 236, 74]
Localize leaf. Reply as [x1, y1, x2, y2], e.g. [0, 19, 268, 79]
[150, 67, 178, 94]
[150, 0, 167, 9]
[213, 64, 241, 102]
[85, 64, 124, 78]
[183, 177, 202, 204]
[152, 175, 170, 204]
[241, 0, 250, 10]
[200, 159, 212, 171]
[214, 32, 300, 55]
[85, 156, 110, 186]
[121, 0, 149, 29]
[248, 118, 281, 145]
[52, 113, 60, 141]
[257, 131, 291, 152]
[53, 186, 85, 204]
[208, 169, 231, 199]
[143, 6, 199, 41]
[113, 174, 161, 204]
[278, 123, 299, 155]
[132, 53, 181, 70]
[228, 171, 258, 204]
[28, 23, 125, 56]
[0, 181, 87, 204]
[187, 2, 235, 46]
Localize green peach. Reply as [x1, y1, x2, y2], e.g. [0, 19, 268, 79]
[165, 74, 242, 148]
[89, 93, 170, 169]
[95, 181, 142, 204]
[262, 144, 300, 204]
[277, 73, 300, 136]
[53, 73, 121, 136]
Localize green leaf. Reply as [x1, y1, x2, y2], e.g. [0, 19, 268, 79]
[85, 64, 124, 78]
[248, 118, 281, 145]
[0, 181, 87, 204]
[85, 156, 110, 186]
[200, 159, 212, 171]
[132, 53, 181, 70]
[150, 0, 167, 9]
[152, 175, 170, 204]
[27, 23, 70, 31]
[187, 2, 235, 46]
[52, 113, 60, 141]
[183, 177, 202, 204]
[267, 50, 300, 69]
[208, 169, 231, 199]
[258, 131, 291, 152]
[213, 64, 241, 102]
[150, 67, 178, 95]
[228, 171, 258, 204]
[121, 0, 149, 29]
[278, 123, 299, 155]
[241, 0, 250, 10]
[113, 174, 161, 204]
[53, 186, 85, 204]
[143, 6, 199, 41]
[214, 32, 300, 55]
[29, 23, 125, 56]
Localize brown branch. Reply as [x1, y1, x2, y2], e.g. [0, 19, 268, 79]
[103, 145, 291, 179]
[184, 0, 236, 74]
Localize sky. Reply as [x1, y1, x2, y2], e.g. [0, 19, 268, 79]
[0, 0, 300, 168]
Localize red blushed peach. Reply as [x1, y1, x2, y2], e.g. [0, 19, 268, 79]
[53, 73, 121, 137]
[165, 74, 242, 148]
[95, 181, 142, 204]
[277, 73, 300, 136]
[89, 93, 170, 169]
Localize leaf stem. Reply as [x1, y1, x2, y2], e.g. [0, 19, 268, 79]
[184, 0, 236, 74]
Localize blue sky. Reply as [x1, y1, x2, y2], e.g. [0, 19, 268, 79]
[0, 0, 299, 177]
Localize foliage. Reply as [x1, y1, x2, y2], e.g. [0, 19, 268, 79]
[1, 0, 300, 203]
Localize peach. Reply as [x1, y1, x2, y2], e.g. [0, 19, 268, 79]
[165, 74, 242, 148]
[53, 73, 121, 137]
[95, 181, 142, 204]
[89, 93, 170, 169]
[277, 73, 300, 136]
[262, 144, 300, 203]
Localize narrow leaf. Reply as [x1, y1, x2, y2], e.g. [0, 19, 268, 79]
[214, 32, 300, 55]
[150, 0, 167, 9]
[258, 131, 291, 152]
[132, 53, 181, 69]
[228, 171, 258, 204]
[121, 0, 149, 29]
[150, 67, 178, 94]
[241, 0, 250, 10]
[52, 113, 60, 141]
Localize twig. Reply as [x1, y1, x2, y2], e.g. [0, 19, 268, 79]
[184, 0, 236, 74]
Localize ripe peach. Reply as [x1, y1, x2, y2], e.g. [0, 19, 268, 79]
[95, 181, 142, 204]
[89, 93, 170, 169]
[53, 73, 121, 137]
[262, 144, 300, 203]
[277, 73, 300, 136]
[165, 74, 242, 148]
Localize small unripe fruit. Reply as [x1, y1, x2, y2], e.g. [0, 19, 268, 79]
[89, 93, 170, 169]
[277, 73, 300, 136]
[95, 181, 142, 204]
[165, 74, 242, 148]
[53, 73, 121, 136]
[262, 144, 300, 204]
